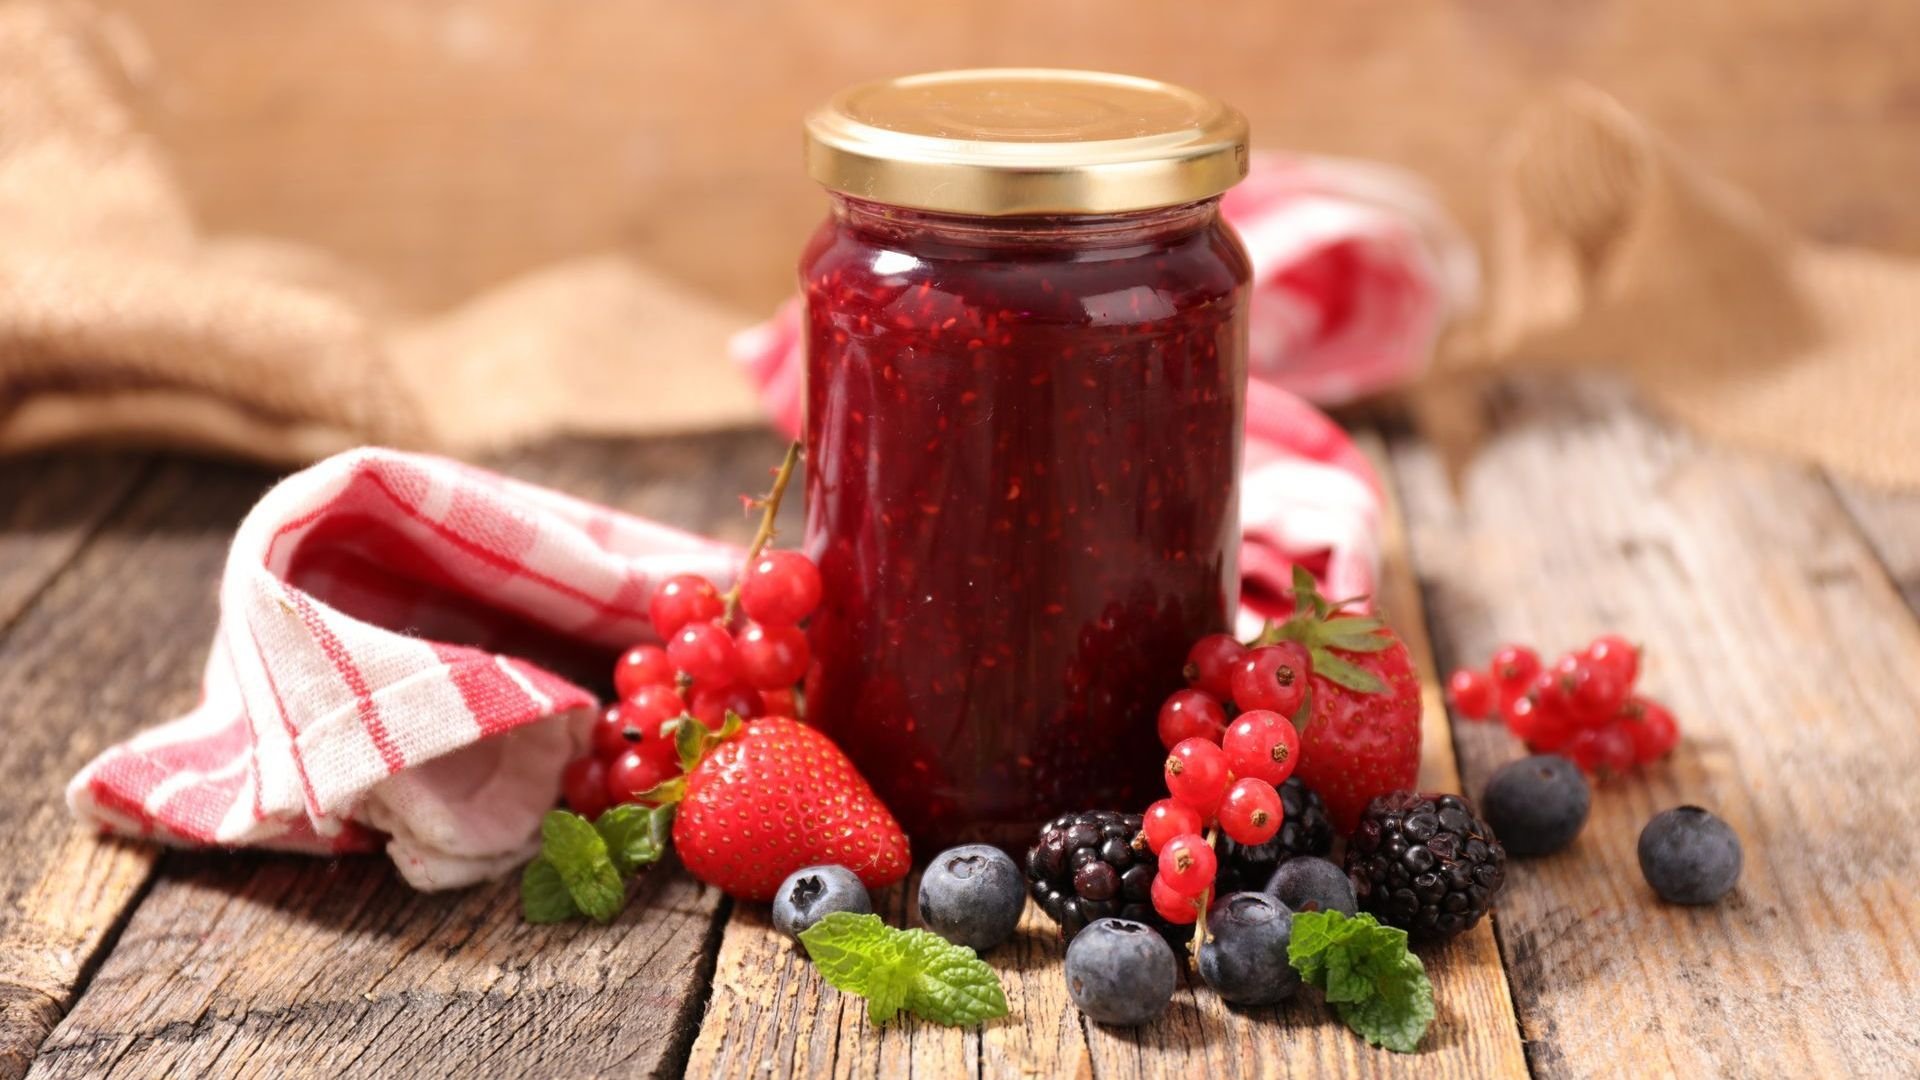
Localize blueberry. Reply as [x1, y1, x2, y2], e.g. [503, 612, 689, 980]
[1196, 892, 1300, 1006]
[1638, 806, 1742, 904]
[772, 865, 872, 942]
[1481, 754, 1591, 857]
[918, 844, 1026, 952]
[1264, 856, 1357, 916]
[1064, 918, 1178, 1026]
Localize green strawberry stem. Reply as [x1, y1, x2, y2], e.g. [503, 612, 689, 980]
[720, 440, 802, 624]
[1251, 566, 1391, 697]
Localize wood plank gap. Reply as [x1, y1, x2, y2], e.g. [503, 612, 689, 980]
[1822, 471, 1920, 620]
[0, 455, 156, 644]
[1374, 437, 1545, 1080]
[658, 894, 735, 1078]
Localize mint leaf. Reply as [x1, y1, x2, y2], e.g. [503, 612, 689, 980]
[1288, 911, 1434, 1054]
[540, 810, 625, 923]
[520, 857, 580, 923]
[798, 913, 1007, 1028]
[594, 803, 675, 876]
[902, 931, 1008, 1026]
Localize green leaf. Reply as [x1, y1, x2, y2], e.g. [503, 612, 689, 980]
[594, 803, 675, 876]
[520, 857, 580, 923]
[798, 913, 1007, 1028]
[540, 810, 625, 923]
[1288, 911, 1434, 1054]
[1310, 652, 1389, 695]
[902, 930, 1010, 1026]
[674, 714, 712, 773]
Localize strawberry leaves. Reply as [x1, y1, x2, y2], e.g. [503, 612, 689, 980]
[1260, 567, 1390, 695]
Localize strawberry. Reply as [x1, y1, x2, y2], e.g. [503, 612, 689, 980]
[1259, 568, 1421, 834]
[645, 715, 911, 901]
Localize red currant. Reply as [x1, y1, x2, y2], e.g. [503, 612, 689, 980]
[1508, 692, 1577, 751]
[1183, 633, 1248, 700]
[607, 745, 679, 805]
[668, 621, 739, 686]
[591, 703, 644, 759]
[1143, 798, 1203, 854]
[1530, 667, 1575, 716]
[1164, 738, 1230, 819]
[1447, 667, 1497, 719]
[1621, 696, 1679, 763]
[612, 644, 674, 701]
[648, 574, 723, 639]
[735, 622, 810, 689]
[561, 756, 610, 819]
[1230, 641, 1310, 716]
[690, 682, 763, 726]
[1586, 634, 1640, 688]
[760, 686, 799, 718]
[1156, 689, 1227, 750]
[1490, 643, 1541, 693]
[1218, 778, 1283, 846]
[624, 683, 686, 735]
[1221, 709, 1299, 786]
[1150, 871, 1201, 924]
[1158, 833, 1218, 896]
[739, 550, 823, 627]
[1564, 723, 1635, 775]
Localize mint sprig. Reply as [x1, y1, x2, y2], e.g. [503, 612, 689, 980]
[520, 804, 675, 924]
[798, 913, 1008, 1027]
[1288, 910, 1435, 1053]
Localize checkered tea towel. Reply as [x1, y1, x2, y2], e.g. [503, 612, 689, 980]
[66, 448, 736, 889]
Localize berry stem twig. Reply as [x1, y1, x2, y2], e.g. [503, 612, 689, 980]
[1188, 826, 1220, 966]
[721, 440, 802, 623]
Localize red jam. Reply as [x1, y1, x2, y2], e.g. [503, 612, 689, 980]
[802, 195, 1250, 851]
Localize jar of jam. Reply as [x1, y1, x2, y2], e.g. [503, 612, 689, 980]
[799, 69, 1251, 852]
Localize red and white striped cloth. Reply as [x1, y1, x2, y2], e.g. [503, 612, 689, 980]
[67, 449, 735, 889]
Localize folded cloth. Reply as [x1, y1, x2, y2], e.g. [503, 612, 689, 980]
[1469, 85, 1920, 489]
[65, 448, 736, 889]
[0, 3, 760, 465]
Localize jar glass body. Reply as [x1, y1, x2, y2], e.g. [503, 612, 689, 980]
[800, 194, 1250, 852]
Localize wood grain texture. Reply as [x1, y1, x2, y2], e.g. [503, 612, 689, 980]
[686, 431, 1530, 1079]
[1388, 377, 1920, 1077]
[0, 453, 150, 632]
[0, 460, 267, 1080]
[1830, 479, 1920, 617]
[27, 431, 792, 1079]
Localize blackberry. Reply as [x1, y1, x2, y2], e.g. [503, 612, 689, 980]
[1026, 810, 1159, 940]
[1345, 790, 1506, 940]
[1215, 777, 1336, 893]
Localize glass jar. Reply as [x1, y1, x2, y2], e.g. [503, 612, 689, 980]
[799, 70, 1252, 852]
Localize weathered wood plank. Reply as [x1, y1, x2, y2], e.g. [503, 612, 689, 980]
[0, 459, 264, 1080]
[0, 453, 151, 632]
[686, 431, 1531, 1079]
[1388, 377, 1920, 1077]
[1829, 478, 1920, 617]
[32, 430, 791, 1079]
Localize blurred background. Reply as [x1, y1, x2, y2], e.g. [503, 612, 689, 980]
[103, 0, 1918, 318]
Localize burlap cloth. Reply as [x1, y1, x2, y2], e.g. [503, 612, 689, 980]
[3, 4, 1914, 485]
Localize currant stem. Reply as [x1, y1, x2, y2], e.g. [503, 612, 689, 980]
[1188, 826, 1220, 966]
[721, 440, 802, 623]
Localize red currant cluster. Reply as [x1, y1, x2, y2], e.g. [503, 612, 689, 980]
[1139, 633, 1305, 927]
[560, 551, 823, 821]
[1447, 635, 1679, 775]
[1156, 633, 1310, 747]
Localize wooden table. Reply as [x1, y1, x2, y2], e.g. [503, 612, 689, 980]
[2, 377, 1916, 1078]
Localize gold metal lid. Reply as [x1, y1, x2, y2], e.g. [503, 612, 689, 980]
[804, 69, 1249, 216]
